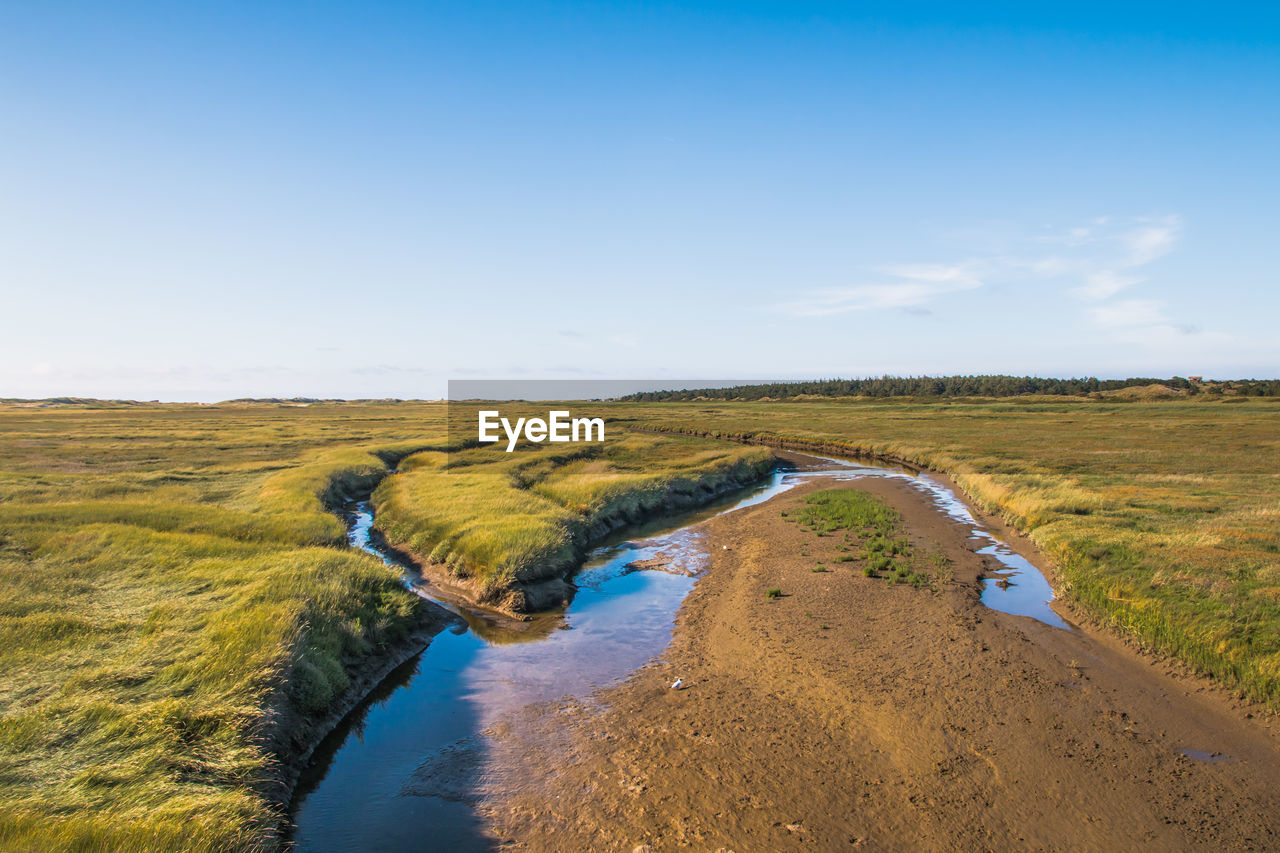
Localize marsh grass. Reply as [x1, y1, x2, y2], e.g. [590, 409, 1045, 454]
[927, 549, 955, 585]
[0, 403, 449, 851]
[867, 554, 893, 574]
[372, 432, 774, 600]
[788, 489, 899, 536]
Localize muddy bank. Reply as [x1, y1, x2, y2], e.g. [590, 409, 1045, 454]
[480, 475, 1280, 851]
[371, 454, 777, 616]
[638, 427, 1280, 703]
[360, 523, 554, 625]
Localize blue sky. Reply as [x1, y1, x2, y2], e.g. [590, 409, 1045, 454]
[2, 2, 1277, 400]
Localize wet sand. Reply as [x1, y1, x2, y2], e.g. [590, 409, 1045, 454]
[479, 471, 1280, 851]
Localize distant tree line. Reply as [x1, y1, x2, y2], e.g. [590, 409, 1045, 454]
[618, 376, 1280, 401]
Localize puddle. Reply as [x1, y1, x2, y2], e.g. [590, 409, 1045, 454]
[974, 543, 1069, 629]
[1180, 748, 1234, 764]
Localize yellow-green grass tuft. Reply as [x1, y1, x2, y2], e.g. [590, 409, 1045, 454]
[373, 432, 775, 598]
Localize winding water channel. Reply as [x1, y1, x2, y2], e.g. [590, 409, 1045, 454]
[288, 453, 1067, 850]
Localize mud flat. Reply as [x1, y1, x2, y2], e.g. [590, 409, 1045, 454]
[480, 459, 1280, 851]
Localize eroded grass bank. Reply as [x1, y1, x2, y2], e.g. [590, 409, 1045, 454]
[371, 432, 776, 611]
[620, 397, 1280, 706]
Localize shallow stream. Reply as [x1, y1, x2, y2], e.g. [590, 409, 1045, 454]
[288, 453, 1067, 850]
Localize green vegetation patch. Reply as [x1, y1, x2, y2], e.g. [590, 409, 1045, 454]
[373, 432, 775, 601]
[789, 488, 901, 535]
[785, 488, 929, 586]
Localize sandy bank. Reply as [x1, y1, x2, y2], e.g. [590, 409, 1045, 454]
[480, 472, 1280, 850]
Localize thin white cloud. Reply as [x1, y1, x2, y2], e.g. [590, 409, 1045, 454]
[1062, 216, 1185, 343]
[1123, 220, 1180, 266]
[778, 215, 1187, 341]
[1035, 215, 1180, 260]
[1072, 271, 1144, 301]
[1089, 299, 1170, 329]
[879, 262, 981, 284]
[1035, 219, 1106, 247]
[1047, 214, 1182, 303]
[779, 263, 982, 317]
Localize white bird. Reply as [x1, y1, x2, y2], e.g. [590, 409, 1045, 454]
[670, 678, 683, 690]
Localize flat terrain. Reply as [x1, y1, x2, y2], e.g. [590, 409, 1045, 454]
[3, 397, 1278, 850]
[483, 466, 1280, 851]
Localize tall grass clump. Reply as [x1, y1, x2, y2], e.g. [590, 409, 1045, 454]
[372, 432, 775, 605]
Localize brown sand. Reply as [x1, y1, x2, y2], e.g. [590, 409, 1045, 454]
[478, 469, 1280, 851]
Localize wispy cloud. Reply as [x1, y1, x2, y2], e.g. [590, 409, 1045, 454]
[779, 215, 1186, 347]
[1089, 298, 1170, 329]
[1074, 271, 1144, 301]
[1048, 216, 1191, 346]
[1124, 219, 1181, 266]
[779, 263, 983, 317]
[1057, 215, 1182, 302]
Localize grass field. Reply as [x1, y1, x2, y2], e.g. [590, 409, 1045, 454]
[616, 396, 1280, 706]
[0, 403, 453, 851]
[3, 395, 1278, 850]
